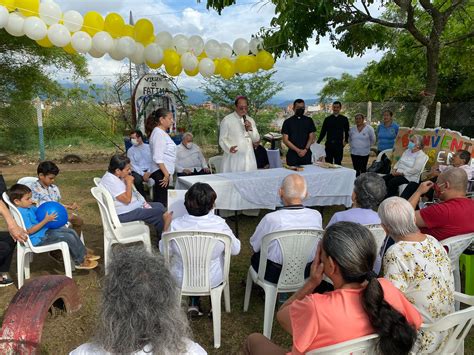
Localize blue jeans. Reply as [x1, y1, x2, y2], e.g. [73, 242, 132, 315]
[39, 227, 86, 265]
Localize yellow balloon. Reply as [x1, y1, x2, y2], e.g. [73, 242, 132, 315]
[163, 49, 180, 67]
[235, 55, 253, 73]
[63, 43, 77, 54]
[134, 18, 154, 45]
[248, 56, 258, 73]
[104, 12, 124, 38]
[198, 51, 207, 60]
[185, 67, 199, 77]
[122, 24, 134, 37]
[256, 50, 274, 70]
[165, 63, 182, 76]
[146, 60, 162, 69]
[213, 59, 221, 75]
[0, 0, 16, 12]
[16, 0, 38, 17]
[219, 59, 235, 79]
[36, 36, 53, 48]
[82, 11, 104, 36]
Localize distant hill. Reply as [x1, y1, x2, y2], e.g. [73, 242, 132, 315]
[271, 98, 319, 107]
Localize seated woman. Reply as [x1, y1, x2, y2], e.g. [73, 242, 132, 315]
[379, 197, 455, 353]
[70, 245, 206, 354]
[243, 222, 422, 355]
[99, 154, 166, 238]
[383, 135, 428, 198]
[159, 182, 241, 316]
[327, 172, 386, 226]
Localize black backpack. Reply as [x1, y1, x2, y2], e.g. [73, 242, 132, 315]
[367, 154, 391, 174]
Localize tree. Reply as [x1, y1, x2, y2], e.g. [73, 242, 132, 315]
[0, 29, 88, 102]
[201, 70, 283, 114]
[204, 0, 473, 128]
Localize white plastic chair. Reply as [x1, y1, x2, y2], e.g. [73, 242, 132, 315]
[17, 176, 38, 188]
[364, 224, 387, 255]
[208, 155, 223, 174]
[398, 153, 429, 195]
[90, 186, 151, 273]
[244, 229, 324, 339]
[441, 233, 474, 310]
[306, 334, 379, 354]
[161, 231, 232, 349]
[2, 192, 72, 288]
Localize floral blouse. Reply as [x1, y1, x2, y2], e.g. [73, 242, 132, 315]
[382, 235, 455, 353]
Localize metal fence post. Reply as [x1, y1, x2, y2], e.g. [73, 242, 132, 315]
[435, 101, 441, 127]
[34, 97, 45, 161]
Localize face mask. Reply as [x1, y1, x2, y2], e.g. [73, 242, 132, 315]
[407, 141, 416, 150]
[433, 182, 446, 197]
[295, 108, 305, 117]
[185, 143, 193, 149]
[131, 138, 138, 146]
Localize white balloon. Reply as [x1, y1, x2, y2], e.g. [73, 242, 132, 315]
[199, 58, 215, 77]
[109, 39, 126, 61]
[0, 6, 9, 29]
[180, 52, 198, 71]
[92, 31, 113, 53]
[39, 1, 62, 25]
[47, 23, 71, 47]
[71, 31, 92, 53]
[173, 34, 189, 55]
[23, 16, 47, 40]
[88, 47, 105, 58]
[144, 43, 163, 64]
[249, 37, 263, 54]
[220, 43, 233, 58]
[233, 38, 249, 56]
[154, 31, 172, 49]
[204, 39, 221, 59]
[62, 10, 83, 32]
[188, 35, 204, 56]
[118, 36, 136, 57]
[6, 13, 25, 37]
[130, 43, 145, 64]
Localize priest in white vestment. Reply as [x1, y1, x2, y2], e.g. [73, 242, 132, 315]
[219, 96, 260, 173]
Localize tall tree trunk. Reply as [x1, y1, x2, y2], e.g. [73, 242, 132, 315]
[414, 44, 440, 128]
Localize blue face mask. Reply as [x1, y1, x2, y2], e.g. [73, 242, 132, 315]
[407, 141, 416, 150]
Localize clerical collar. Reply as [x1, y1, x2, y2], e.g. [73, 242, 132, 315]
[277, 204, 304, 210]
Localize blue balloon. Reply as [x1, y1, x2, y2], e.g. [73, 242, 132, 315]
[35, 201, 68, 229]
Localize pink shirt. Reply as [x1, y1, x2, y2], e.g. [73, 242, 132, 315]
[288, 278, 422, 354]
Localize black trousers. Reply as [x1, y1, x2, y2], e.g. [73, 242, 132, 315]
[400, 177, 437, 201]
[0, 232, 15, 273]
[150, 170, 169, 207]
[251, 252, 311, 284]
[177, 169, 210, 177]
[383, 174, 410, 198]
[131, 171, 146, 198]
[351, 154, 369, 176]
[325, 142, 344, 165]
[286, 150, 312, 167]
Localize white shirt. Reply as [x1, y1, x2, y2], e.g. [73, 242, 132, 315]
[127, 143, 152, 176]
[159, 212, 241, 288]
[349, 125, 376, 156]
[394, 149, 428, 182]
[219, 112, 260, 173]
[149, 127, 177, 175]
[439, 164, 472, 180]
[100, 172, 144, 215]
[250, 207, 323, 264]
[175, 143, 208, 173]
[70, 339, 207, 355]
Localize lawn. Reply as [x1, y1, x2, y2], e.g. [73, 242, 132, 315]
[0, 162, 472, 354]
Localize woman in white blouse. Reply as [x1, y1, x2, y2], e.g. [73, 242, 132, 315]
[349, 113, 376, 176]
[146, 108, 177, 206]
[383, 134, 428, 198]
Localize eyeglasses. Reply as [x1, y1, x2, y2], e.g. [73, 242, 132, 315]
[237, 106, 248, 110]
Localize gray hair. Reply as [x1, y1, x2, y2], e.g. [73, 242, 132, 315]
[182, 132, 193, 140]
[354, 173, 387, 210]
[378, 197, 419, 237]
[95, 245, 190, 354]
[439, 167, 469, 192]
[281, 174, 307, 200]
[411, 134, 424, 149]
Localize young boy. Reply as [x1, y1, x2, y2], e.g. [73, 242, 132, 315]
[31, 161, 99, 260]
[8, 184, 98, 270]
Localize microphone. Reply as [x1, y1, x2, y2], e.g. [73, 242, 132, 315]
[243, 115, 250, 131]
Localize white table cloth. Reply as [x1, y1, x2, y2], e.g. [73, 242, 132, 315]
[176, 165, 356, 210]
[266, 149, 282, 169]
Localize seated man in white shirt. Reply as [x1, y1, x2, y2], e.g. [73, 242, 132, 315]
[175, 132, 210, 176]
[160, 182, 240, 317]
[127, 130, 152, 197]
[250, 174, 323, 283]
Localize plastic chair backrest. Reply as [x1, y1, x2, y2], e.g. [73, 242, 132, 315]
[208, 156, 223, 174]
[364, 224, 387, 254]
[90, 187, 122, 241]
[92, 181, 123, 229]
[17, 177, 38, 189]
[259, 229, 323, 290]
[306, 334, 379, 354]
[2, 192, 34, 249]
[375, 149, 393, 162]
[93, 177, 101, 187]
[441, 233, 474, 269]
[161, 231, 232, 294]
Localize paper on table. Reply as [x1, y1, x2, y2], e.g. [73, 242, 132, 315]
[167, 190, 188, 219]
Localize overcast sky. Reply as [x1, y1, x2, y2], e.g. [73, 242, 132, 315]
[54, 0, 383, 101]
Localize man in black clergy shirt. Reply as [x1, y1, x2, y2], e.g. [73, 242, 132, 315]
[281, 99, 316, 166]
[317, 101, 349, 165]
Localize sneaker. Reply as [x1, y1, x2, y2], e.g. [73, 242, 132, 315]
[48, 251, 64, 264]
[187, 305, 203, 318]
[0, 277, 14, 287]
[86, 254, 101, 261]
[75, 259, 98, 270]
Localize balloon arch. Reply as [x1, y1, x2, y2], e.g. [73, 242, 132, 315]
[0, 0, 275, 78]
